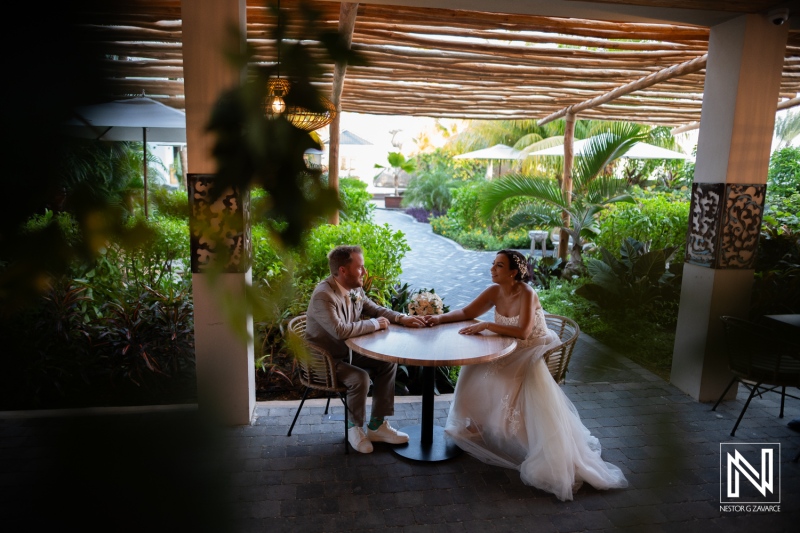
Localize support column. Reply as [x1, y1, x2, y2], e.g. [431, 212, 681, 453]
[560, 110, 575, 261]
[182, 0, 255, 425]
[670, 14, 787, 401]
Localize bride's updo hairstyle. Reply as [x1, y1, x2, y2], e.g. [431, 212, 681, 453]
[497, 249, 531, 283]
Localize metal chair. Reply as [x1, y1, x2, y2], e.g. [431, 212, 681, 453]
[542, 314, 580, 384]
[712, 315, 800, 437]
[285, 314, 349, 453]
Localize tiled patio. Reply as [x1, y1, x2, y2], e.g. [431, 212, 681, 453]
[2, 331, 799, 532]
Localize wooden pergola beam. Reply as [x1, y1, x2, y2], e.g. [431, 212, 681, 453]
[671, 95, 800, 135]
[538, 53, 708, 126]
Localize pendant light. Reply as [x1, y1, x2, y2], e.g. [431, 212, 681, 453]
[264, 1, 336, 131]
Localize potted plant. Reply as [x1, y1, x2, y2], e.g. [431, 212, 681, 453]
[375, 152, 415, 208]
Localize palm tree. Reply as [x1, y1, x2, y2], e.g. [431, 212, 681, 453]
[479, 122, 647, 273]
[375, 151, 416, 197]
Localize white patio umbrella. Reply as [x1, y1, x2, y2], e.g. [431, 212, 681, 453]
[454, 144, 524, 178]
[527, 138, 693, 160]
[64, 97, 187, 218]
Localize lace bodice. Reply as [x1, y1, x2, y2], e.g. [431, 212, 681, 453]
[494, 307, 549, 348]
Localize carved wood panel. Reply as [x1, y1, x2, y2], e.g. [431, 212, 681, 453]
[188, 174, 252, 274]
[685, 182, 765, 269]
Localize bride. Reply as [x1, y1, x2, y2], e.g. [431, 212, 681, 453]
[422, 249, 627, 501]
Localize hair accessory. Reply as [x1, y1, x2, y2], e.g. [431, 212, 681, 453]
[512, 254, 528, 278]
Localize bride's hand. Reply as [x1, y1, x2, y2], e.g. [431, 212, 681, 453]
[459, 322, 487, 335]
[423, 315, 440, 327]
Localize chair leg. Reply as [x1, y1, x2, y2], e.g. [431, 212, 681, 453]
[712, 377, 737, 411]
[731, 381, 762, 437]
[324, 396, 332, 415]
[779, 386, 786, 418]
[287, 387, 311, 437]
[341, 393, 349, 455]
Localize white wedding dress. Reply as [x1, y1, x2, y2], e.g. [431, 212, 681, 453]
[444, 307, 628, 501]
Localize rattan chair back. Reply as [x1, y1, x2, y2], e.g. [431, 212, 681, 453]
[542, 314, 580, 384]
[287, 315, 344, 393]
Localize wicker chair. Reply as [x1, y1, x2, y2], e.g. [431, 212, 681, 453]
[712, 315, 800, 437]
[285, 314, 350, 453]
[542, 314, 580, 384]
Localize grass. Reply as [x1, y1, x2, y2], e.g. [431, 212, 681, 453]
[537, 280, 676, 382]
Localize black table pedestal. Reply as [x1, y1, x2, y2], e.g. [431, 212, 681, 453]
[392, 366, 461, 462]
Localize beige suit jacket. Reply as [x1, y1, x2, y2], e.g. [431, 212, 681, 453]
[305, 276, 404, 360]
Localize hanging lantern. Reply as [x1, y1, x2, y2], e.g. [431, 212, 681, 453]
[264, 78, 336, 131]
[265, 78, 290, 116]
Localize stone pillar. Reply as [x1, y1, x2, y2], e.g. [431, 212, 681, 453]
[670, 14, 788, 402]
[182, 0, 255, 425]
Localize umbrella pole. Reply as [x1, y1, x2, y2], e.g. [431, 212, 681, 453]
[143, 127, 148, 219]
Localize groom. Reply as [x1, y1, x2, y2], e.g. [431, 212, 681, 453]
[305, 245, 426, 453]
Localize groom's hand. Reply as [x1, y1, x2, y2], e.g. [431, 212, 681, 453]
[399, 315, 426, 328]
[376, 317, 391, 330]
[421, 315, 440, 327]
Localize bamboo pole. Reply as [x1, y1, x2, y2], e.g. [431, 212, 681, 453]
[560, 112, 575, 261]
[671, 95, 800, 135]
[327, 2, 358, 225]
[538, 54, 707, 125]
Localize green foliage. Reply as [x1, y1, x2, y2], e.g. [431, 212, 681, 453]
[595, 192, 689, 264]
[430, 215, 531, 250]
[480, 122, 646, 270]
[576, 238, 681, 311]
[763, 193, 800, 233]
[526, 255, 568, 290]
[339, 177, 374, 223]
[402, 170, 461, 213]
[767, 146, 800, 198]
[447, 181, 533, 234]
[414, 147, 485, 181]
[151, 187, 190, 219]
[299, 221, 410, 305]
[251, 223, 287, 285]
[375, 151, 416, 196]
[751, 230, 800, 317]
[538, 279, 676, 381]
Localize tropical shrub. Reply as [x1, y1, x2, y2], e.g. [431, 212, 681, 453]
[339, 177, 374, 223]
[298, 221, 410, 306]
[767, 146, 800, 198]
[415, 147, 485, 182]
[402, 170, 460, 213]
[448, 181, 533, 235]
[763, 193, 800, 233]
[576, 238, 682, 311]
[151, 187, 190, 219]
[595, 192, 689, 264]
[404, 206, 444, 223]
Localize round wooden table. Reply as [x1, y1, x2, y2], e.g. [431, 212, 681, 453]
[345, 320, 517, 462]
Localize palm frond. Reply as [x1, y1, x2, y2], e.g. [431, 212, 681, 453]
[506, 203, 562, 230]
[480, 174, 565, 221]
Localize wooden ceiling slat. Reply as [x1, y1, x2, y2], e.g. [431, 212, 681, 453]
[72, 0, 799, 127]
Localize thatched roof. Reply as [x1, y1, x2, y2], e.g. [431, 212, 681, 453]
[76, 0, 800, 127]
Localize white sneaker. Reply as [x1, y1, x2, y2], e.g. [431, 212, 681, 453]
[348, 426, 374, 453]
[367, 421, 409, 444]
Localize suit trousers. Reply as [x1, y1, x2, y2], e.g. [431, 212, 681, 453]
[335, 352, 397, 427]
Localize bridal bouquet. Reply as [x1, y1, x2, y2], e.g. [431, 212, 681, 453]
[407, 288, 447, 316]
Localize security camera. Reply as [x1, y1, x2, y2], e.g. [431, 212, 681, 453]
[767, 8, 789, 25]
